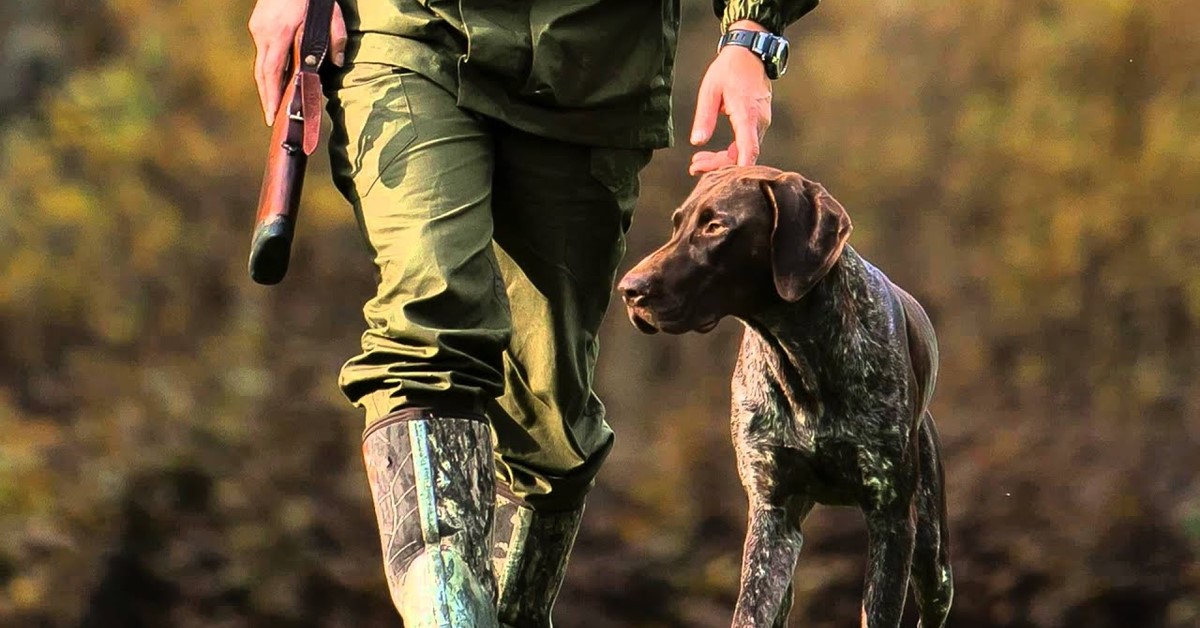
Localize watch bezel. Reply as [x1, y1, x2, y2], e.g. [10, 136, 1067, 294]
[767, 37, 789, 79]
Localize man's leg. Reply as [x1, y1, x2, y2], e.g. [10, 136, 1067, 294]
[487, 124, 652, 626]
[326, 63, 506, 626]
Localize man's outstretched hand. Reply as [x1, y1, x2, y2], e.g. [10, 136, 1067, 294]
[248, 0, 347, 126]
[689, 20, 773, 176]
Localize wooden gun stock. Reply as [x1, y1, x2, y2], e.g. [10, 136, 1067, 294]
[249, 48, 305, 285]
[249, 0, 333, 285]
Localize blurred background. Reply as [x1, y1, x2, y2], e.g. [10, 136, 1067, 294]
[1, 0, 1198, 626]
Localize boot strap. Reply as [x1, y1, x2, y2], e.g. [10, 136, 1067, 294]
[363, 407, 489, 442]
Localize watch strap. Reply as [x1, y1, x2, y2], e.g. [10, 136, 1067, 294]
[718, 29, 788, 79]
[718, 29, 772, 57]
[715, 29, 753, 54]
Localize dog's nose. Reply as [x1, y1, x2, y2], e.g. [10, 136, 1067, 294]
[618, 273, 650, 306]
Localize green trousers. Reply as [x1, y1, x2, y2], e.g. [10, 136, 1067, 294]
[325, 63, 651, 510]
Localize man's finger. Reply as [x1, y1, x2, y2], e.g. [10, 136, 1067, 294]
[689, 147, 737, 175]
[690, 78, 721, 146]
[254, 44, 271, 125]
[689, 159, 720, 176]
[331, 4, 348, 66]
[730, 108, 761, 166]
[758, 108, 772, 140]
[688, 154, 721, 175]
[689, 160, 732, 176]
[261, 42, 289, 126]
[690, 150, 725, 161]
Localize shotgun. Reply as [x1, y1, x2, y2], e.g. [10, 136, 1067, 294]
[248, 0, 336, 285]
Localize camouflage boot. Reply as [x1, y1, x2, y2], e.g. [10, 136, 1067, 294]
[492, 492, 585, 628]
[362, 409, 499, 628]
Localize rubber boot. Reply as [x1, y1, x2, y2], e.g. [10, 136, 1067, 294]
[362, 409, 500, 628]
[492, 491, 584, 628]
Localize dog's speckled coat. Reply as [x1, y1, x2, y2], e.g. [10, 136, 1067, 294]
[619, 166, 953, 628]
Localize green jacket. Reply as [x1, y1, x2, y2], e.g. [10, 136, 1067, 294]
[341, 0, 818, 149]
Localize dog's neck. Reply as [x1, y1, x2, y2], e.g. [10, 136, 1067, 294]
[751, 246, 873, 346]
[743, 247, 904, 418]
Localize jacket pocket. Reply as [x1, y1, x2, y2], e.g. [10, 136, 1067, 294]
[522, 2, 666, 108]
[589, 146, 654, 227]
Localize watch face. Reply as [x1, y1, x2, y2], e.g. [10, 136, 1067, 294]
[772, 39, 790, 79]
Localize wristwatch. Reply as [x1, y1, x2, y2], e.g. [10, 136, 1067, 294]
[718, 29, 790, 80]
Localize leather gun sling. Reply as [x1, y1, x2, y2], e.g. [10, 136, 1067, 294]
[298, 0, 335, 155]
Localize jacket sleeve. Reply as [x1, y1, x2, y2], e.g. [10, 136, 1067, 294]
[712, 0, 820, 34]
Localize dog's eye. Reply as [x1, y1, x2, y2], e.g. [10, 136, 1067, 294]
[671, 211, 684, 231]
[701, 221, 728, 237]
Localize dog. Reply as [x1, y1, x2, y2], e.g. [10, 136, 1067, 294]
[617, 166, 953, 628]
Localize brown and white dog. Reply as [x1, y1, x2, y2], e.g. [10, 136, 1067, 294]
[618, 166, 953, 628]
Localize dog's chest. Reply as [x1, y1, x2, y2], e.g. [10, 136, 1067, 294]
[731, 330, 826, 452]
[731, 321, 910, 506]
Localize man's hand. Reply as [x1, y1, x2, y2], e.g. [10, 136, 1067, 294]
[249, 0, 347, 126]
[689, 20, 773, 176]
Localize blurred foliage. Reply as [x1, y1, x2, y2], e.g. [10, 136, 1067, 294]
[0, 0, 1197, 626]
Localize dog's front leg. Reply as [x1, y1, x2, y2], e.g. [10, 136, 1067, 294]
[861, 507, 917, 628]
[732, 502, 808, 627]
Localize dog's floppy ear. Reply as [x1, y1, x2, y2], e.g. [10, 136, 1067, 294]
[762, 172, 853, 302]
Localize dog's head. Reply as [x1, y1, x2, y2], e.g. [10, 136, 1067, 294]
[618, 165, 852, 334]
